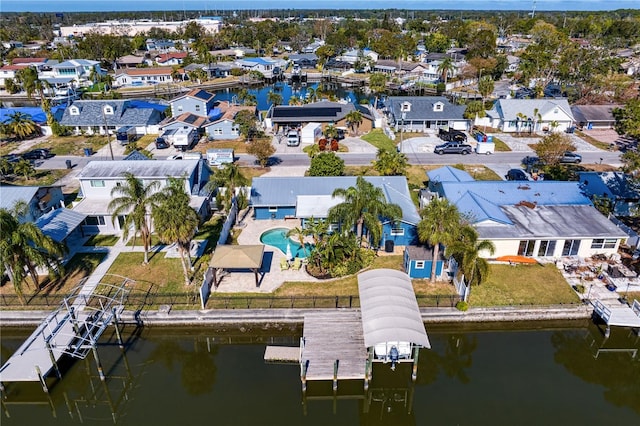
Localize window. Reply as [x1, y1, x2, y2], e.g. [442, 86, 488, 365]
[268, 206, 278, 212]
[177, 105, 183, 112]
[518, 240, 535, 256]
[415, 260, 425, 269]
[401, 102, 411, 112]
[103, 105, 113, 115]
[390, 227, 404, 236]
[84, 216, 105, 226]
[90, 180, 105, 187]
[69, 106, 79, 115]
[433, 102, 444, 112]
[591, 239, 617, 249]
[195, 104, 201, 112]
[562, 240, 581, 256]
[213, 128, 223, 135]
[537, 240, 557, 257]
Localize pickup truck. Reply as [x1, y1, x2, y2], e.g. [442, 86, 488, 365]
[434, 142, 473, 155]
[438, 128, 467, 143]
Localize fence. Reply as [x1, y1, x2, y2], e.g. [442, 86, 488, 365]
[1, 292, 462, 311]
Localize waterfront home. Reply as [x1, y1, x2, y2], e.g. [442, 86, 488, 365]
[235, 57, 286, 80]
[203, 101, 256, 140]
[578, 171, 640, 217]
[264, 100, 374, 134]
[148, 52, 189, 67]
[250, 176, 420, 248]
[73, 160, 211, 235]
[39, 59, 103, 87]
[59, 99, 166, 136]
[0, 64, 28, 88]
[484, 99, 575, 133]
[425, 167, 628, 259]
[403, 245, 445, 279]
[0, 185, 64, 222]
[386, 96, 469, 132]
[570, 104, 621, 130]
[115, 55, 146, 68]
[288, 53, 318, 68]
[169, 89, 217, 118]
[373, 60, 429, 77]
[114, 67, 175, 87]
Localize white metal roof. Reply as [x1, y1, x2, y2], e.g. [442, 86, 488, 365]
[295, 195, 343, 218]
[357, 269, 430, 349]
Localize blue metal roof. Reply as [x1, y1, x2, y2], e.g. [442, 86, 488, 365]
[36, 208, 86, 243]
[455, 191, 512, 225]
[251, 176, 420, 225]
[427, 166, 474, 183]
[242, 57, 274, 65]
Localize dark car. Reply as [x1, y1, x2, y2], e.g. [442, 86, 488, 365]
[21, 148, 53, 160]
[1, 153, 20, 163]
[434, 142, 472, 155]
[559, 151, 582, 164]
[505, 169, 529, 181]
[155, 137, 169, 149]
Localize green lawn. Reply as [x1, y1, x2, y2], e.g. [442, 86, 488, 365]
[491, 137, 511, 152]
[2, 169, 71, 186]
[106, 252, 193, 293]
[34, 135, 109, 156]
[469, 263, 581, 306]
[361, 129, 397, 152]
[84, 234, 120, 246]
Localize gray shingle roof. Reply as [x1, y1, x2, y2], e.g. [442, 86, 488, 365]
[387, 96, 467, 121]
[59, 99, 165, 127]
[571, 105, 621, 123]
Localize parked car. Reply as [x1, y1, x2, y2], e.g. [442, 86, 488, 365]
[505, 169, 529, 181]
[155, 137, 169, 149]
[434, 142, 473, 155]
[559, 151, 582, 164]
[21, 148, 53, 160]
[1, 153, 20, 163]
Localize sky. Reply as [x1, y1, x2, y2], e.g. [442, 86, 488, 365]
[2, 0, 639, 13]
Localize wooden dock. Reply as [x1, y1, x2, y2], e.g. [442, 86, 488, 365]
[264, 346, 299, 363]
[593, 299, 640, 336]
[300, 311, 367, 381]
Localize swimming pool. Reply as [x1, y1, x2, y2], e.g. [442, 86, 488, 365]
[259, 228, 313, 259]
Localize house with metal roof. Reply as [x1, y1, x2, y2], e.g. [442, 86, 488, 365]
[73, 160, 211, 235]
[36, 208, 87, 245]
[40, 59, 102, 87]
[386, 96, 469, 132]
[428, 166, 628, 258]
[59, 99, 167, 136]
[485, 99, 575, 133]
[264, 100, 374, 134]
[571, 104, 621, 130]
[0, 185, 64, 222]
[578, 171, 640, 217]
[235, 57, 285, 79]
[114, 67, 175, 87]
[250, 176, 420, 247]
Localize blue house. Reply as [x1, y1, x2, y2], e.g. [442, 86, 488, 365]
[403, 245, 445, 279]
[203, 102, 256, 140]
[169, 89, 217, 118]
[250, 176, 421, 247]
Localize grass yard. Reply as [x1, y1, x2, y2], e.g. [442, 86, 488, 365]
[469, 263, 581, 306]
[34, 135, 108, 156]
[361, 129, 397, 152]
[84, 234, 120, 246]
[2, 169, 71, 186]
[0, 252, 106, 305]
[491, 137, 511, 152]
[575, 130, 615, 151]
[195, 139, 251, 154]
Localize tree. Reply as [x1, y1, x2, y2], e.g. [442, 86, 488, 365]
[247, 139, 275, 167]
[308, 152, 345, 176]
[463, 101, 486, 119]
[417, 198, 461, 282]
[266, 90, 282, 107]
[233, 110, 258, 140]
[0, 201, 66, 304]
[206, 163, 249, 212]
[445, 225, 495, 297]
[7, 112, 38, 140]
[315, 44, 335, 68]
[153, 177, 200, 286]
[437, 56, 455, 86]
[372, 148, 408, 176]
[345, 109, 363, 136]
[108, 172, 161, 264]
[613, 99, 640, 140]
[478, 76, 494, 104]
[328, 176, 402, 247]
[534, 133, 576, 166]
[369, 72, 388, 94]
[14, 66, 39, 99]
[13, 158, 35, 180]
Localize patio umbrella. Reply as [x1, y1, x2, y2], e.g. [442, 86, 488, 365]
[286, 243, 293, 260]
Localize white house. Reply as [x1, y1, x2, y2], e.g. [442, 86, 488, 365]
[114, 68, 174, 87]
[235, 57, 286, 79]
[484, 99, 575, 133]
[73, 160, 211, 235]
[39, 59, 103, 87]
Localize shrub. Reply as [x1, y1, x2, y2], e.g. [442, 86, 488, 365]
[574, 284, 585, 294]
[330, 139, 339, 151]
[318, 138, 327, 151]
[455, 301, 469, 311]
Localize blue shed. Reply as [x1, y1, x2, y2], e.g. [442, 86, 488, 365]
[403, 245, 445, 279]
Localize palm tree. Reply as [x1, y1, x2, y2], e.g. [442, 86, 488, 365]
[417, 197, 461, 282]
[516, 112, 527, 135]
[445, 225, 495, 297]
[266, 90, 283, 107]
[372, 148, 408, 176]
[206, 163, 249, 212]
[436, 56, 455, 86]
[345, 109, 363, 136]
[108, 172, 161, 264]
[0, 202, 66, 304]
[7, 112, 38, 140]
[13, 159, 35, 180]
[328, 176, 402, 248]
[153, 178, 200, 285]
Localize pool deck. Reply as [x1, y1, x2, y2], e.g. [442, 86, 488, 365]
[213, 216, 319, 293]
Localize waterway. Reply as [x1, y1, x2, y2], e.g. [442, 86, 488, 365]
[1, 320, 639, 425]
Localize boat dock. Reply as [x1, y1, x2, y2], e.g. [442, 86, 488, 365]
[593, 299, 640, 337]
[300, 311, 367, 382]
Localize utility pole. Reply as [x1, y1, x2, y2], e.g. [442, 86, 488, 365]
[101, 107, 114, 161]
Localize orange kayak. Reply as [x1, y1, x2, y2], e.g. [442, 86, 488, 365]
[495, 255, 538, 264]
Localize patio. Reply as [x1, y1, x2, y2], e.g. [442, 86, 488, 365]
[212, 214, 319, 293]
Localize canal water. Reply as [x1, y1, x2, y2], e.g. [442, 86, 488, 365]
[1, 321, 638, 425]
